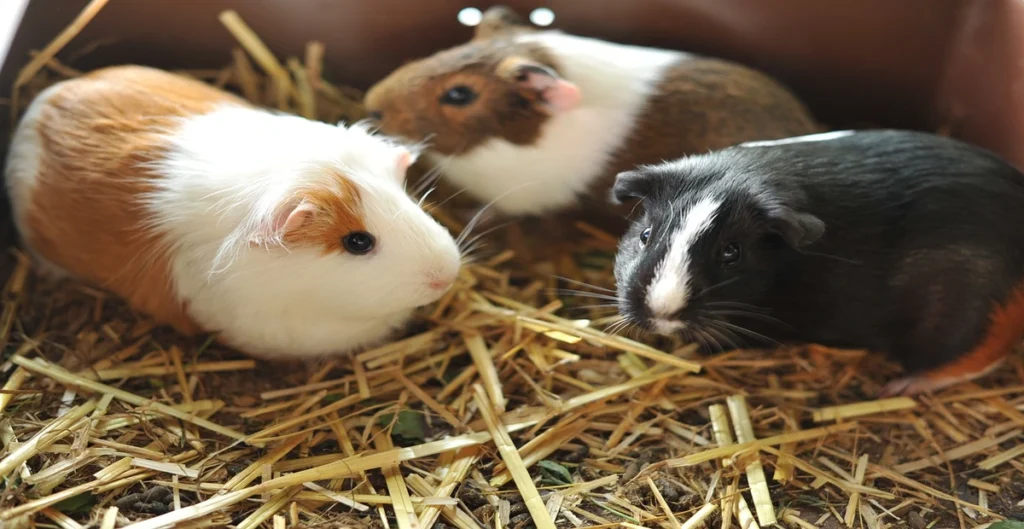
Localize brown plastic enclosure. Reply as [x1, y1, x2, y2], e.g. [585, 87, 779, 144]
[0, 0, 1021, 255]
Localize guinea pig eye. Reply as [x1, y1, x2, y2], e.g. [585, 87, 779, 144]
[342, 231, 376, 255]
[639, 227, 652, 248]
[439, 85, 477, 106]
[719, 243, 741, 267]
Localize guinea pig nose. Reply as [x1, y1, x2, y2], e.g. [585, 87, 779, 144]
[367, 110, 382, 121]
[427, 273, 457, 291]
[428, 279, 452, 291]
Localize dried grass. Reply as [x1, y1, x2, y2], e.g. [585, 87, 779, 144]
[2, 4, 1024, 529]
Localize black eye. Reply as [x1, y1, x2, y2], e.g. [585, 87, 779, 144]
[439, 85, 477, 106]
[342, 231, 376, 255]
[719, 243, 741, 266]
[639, 227, 652, 248]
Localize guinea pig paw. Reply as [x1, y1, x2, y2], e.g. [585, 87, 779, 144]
[878, 377, 917, 398]
[878, 375, 952, 398]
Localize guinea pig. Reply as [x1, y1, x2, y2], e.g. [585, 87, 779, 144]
[364, 5, 819, 227]
[609, 129, 1024, 397]
[4, 65, 463, 359]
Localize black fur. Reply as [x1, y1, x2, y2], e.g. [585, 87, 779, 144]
[612, 129, 1024, 375]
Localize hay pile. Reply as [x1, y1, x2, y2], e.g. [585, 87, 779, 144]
[2, 2, 1024, 528]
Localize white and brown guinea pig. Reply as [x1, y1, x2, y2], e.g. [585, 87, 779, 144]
[4, 65, 462, 359]
[610, 129, 1024, 397]
[363, 5, 819, 227]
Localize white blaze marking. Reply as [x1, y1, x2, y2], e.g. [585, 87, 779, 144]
[646, 196, 721, 326]
[739, 130, 855, 148]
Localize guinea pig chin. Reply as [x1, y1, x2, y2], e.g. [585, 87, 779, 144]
[650, 318, 687, 335]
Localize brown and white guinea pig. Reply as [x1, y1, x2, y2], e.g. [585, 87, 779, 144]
[610, 129, 1024, 397]
[4, 65, 462, 359]
[363, 5, 819, 227]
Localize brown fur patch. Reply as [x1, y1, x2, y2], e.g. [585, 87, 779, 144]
[283, 176, 366, 254]
[364, 37, 558, 155]
[19, 65, 250, 335]
[577, 56, 820, 232]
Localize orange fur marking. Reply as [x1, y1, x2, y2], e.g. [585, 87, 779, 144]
[918, 281, 1024, 385]
[23, 65, 249, 335]
[283, 175, 366, 254]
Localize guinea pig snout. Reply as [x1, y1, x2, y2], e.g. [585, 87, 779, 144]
[367, 110, 382, 121]
[425, 271, 458, 292]
[650, 318, 687, 335]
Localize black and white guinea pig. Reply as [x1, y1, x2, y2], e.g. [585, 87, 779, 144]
[610, 129, 1024, 397]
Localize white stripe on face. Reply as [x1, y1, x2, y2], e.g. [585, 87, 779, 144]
[645, 196, 721, 327]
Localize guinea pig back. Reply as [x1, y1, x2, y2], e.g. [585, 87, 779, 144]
[5, 65, 247, 335]
[364, 5, 819, 224]
[5, 65, 463, 359]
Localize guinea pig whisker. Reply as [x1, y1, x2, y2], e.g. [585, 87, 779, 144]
[699, 321, 741, 352]
[418, 186, 437, 207]
[694, 276, 743, 299]
[796, 249, 862, 265]
[707, 318, 780, 348]
[455, 180, 543, 246]
[425, 187, 470, 213]
[412, 158, 449, 198]
[604, 317, 632, 336]
[702, 301, 773, 314]
[456, 206, 494, 247]
[705, 309, 791, 330]
[551, 289, 620, 302]
[563, 304, 620, 315]
[687, 327, 712, 354]
[458, 221, 514, 252]
[553, 275, 617, 293]
[626, 196, 647, 220]
[459, 243, 491, 265]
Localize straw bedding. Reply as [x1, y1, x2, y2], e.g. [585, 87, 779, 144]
[1, 2, 1024, 528]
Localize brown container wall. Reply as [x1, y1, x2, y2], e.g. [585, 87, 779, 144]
[1, 1, 1022, 198]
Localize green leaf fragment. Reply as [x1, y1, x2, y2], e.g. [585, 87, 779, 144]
[54, 492, 97, 515]
[537, 459, 573, 485]
[376, 410, 426, 443]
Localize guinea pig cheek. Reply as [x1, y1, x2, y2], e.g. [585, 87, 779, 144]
[283, 183, 368, 256]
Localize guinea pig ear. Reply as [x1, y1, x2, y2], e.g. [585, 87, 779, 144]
[497, 57, 581, 114]
[610, 169, 652, 205]
[474, 6, 529, 40]
[768, 206, 825, 248]
[397, 150, 415, 174]
[249, 197, 318, 248]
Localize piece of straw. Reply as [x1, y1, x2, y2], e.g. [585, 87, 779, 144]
[681, 503, 718, 529]
[471, 384, 556, 529]
[813, 397, 917, 422]
[10, 0, 109, 126]
[668, 422, 858, 467]
[726, 395, 777, 527]
[11, 356, 246, 441]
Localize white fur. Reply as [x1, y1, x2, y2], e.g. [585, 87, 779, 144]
[140, 106, 462, 358]
[646, 196, 721, 333]
[4, 83, 70, 278]
[8, 96, 462, 359]
[739, 130, 855, 148]
[432, 30, 685, 215]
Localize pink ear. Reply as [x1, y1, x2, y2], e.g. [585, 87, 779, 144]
[249, 199, 317, 247]
[541, 78, 582, 113]
[396, 150, 413, 173]
[516, 68, 582, 113]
